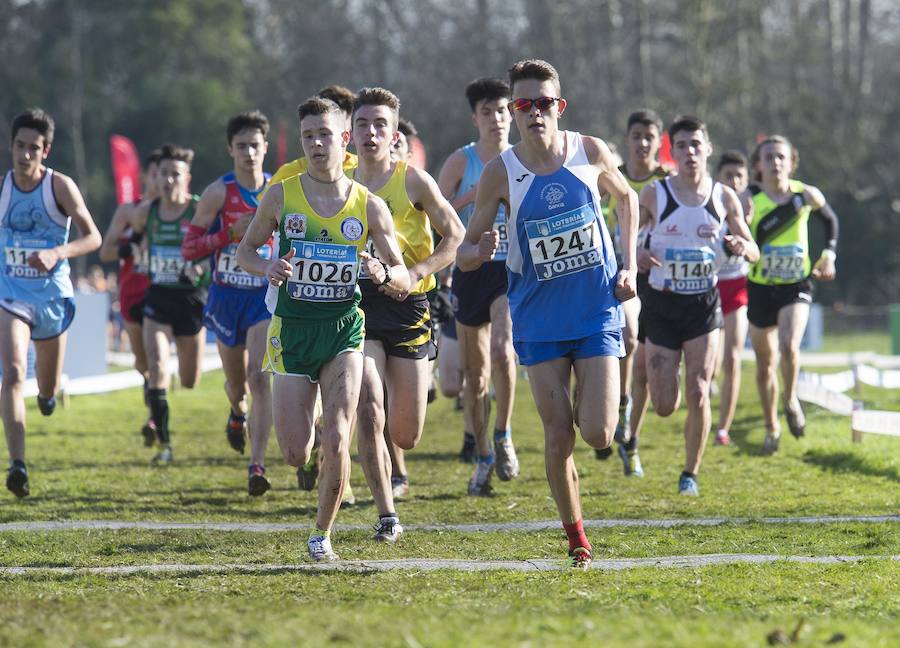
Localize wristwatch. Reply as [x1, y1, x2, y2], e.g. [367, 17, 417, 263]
[379, 261, 392, 286]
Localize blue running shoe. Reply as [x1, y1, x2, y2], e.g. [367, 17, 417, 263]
[678, 474, 699, 496]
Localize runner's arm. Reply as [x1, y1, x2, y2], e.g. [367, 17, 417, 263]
[721, 186, 759, 263]
[237, 183, 282, 279]
[589, 137, 638, 274]
[636, 184, 661, 273]
[182, 180, 231, 260]
[406, 167, 465, 283]
[804, 184, 838, 280]
[455, 157, 506, 272]
[99, 202, 134, 262]
[366, 193, 411, 293]
[31, 172, 101, 272]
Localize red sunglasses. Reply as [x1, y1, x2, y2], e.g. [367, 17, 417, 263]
[509, 97, 562, 113]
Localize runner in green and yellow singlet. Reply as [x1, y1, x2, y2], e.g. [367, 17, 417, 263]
[745, 135, 839, 454]
[237, 97, 409, 563]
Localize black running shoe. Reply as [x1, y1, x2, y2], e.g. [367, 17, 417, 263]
[248, 463, 271, 497]
[459, 432, 477, 464]
[785, 399, 806, 439]
[297, 448, 319, 491]
[427, 385, 437, 404]
[141, 419, 157, 447]
[595, 446, 614, 460]
[37, 395, 56, 417]
[226, 413, 247, 454]
[6, 464, 29, 498]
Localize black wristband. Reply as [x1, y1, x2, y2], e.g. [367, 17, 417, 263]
[117, 243, 134, 260]
[378, 261, 392, 286]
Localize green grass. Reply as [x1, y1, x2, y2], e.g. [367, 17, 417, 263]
[818, 330, 892, 355]
[1, 330, 897, 646]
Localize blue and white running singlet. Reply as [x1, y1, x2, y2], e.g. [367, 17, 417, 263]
[0, 169, 73, 304]
[458, 143, 509, 261]
[500, 131, 622, 342]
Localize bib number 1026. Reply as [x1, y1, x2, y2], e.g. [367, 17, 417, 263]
[293, 259, 354, 284]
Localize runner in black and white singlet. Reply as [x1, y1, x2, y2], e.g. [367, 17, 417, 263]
[637, 116, 758, 497]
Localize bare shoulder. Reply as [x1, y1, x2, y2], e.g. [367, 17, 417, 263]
[580, 135, 615, 169]
[802, 183, 826, 209]
[50, 170, 82, 201]
[200, 177, 227, 201]
[441, 148, 468, 174]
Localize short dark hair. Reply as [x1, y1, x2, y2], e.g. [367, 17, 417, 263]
[316, 84, 356, 116]
[226, 110, 269, 144]
[717, 150, 748, 172]
[144, 149, 162, 168]
[465, 77, 510, 112]
[158, 143, 194, 166]
[11, 108, 55, 147]
[398, 117, 418, 138]
[626, 109, 663, 134]
[352, 87, 401, 127]
[668, 115, 708, 141]
[508, 59, 560, 93]
[297, 97, 343, 124]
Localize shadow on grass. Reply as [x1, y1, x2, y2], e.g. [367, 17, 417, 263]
[801, 449, 899, 483]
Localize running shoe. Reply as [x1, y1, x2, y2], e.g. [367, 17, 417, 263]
[372, 516, 404, 544]
[37, 395, 56, 417]
[785, 399, 806, 438]
[568, 546, 593, 570]
[141, 418, 157, 447]
[427, 385, 437, 404]
[247, 463, 271, 497]
[613, 397, 632, 444]
[391, 475, 409, 499]
[297, 448, 319, 491]
[493, 436, 520, 481]
[617, 444, 644, 477]
[467, 461, 494, 496]
[459, 432, 477, 464]
[308, 533, 338, 562]
[595, 446, 614, 461]
[6, 463, 29, 498]
[678, 474, 699, 496]
[226, 413, 247, 454]
[340, 482, 356, 508]
[761, 432, 780, 456]
[714, 429, 732, 446]
[151, 445, 173, 465]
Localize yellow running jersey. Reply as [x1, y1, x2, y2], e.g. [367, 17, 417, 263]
[352, 160, 436, 294]
[264, 175, 369, 320]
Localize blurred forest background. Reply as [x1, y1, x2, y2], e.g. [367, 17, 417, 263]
[1, 0, 898, 310]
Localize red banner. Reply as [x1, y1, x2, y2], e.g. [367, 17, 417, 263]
[659, 132, 675, 171]
[276, 119, 288, 169]
[109, 135, 141, 205]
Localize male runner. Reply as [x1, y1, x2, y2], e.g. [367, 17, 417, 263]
[392, 117, 416, 162]
[182, 111, 274, 495]
[600, 109, 669, 478]
[99, 149, 160, 443]
[351, 88, 463, 534]
[438, 77, 519, 494]
[127, 143, 206, 464]
[746, 135, 837, 453]
[237, 96, 409, 561]
[712, 150, 751, 446]
[268, 85, 358, 186]
[459, 60, 637, 566]
[2, 108, 101, 497]
[638, 116, 758, 496]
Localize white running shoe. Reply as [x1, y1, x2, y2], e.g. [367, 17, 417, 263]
[372, 516, 404, 544]
[468, 461, 494, 496]
[308, 533, 339, 562]
[493, 437, 520, 481]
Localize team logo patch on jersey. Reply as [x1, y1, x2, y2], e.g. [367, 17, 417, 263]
[540, 183, 568, 210]
[696, 223, 720, 239]
[284, 213, 307, 239]
[340, 216, 364, 241]
[314, 228, 332, 243]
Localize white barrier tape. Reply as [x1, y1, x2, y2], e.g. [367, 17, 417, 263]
[796, 380, 854, 416]
[851, 410, 900, 437]
[855, 364, 900, 389]
[798, 370, 856, 393]
[742, 349, 900, 369]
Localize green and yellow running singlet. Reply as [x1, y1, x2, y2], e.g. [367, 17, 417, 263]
[748, 179, 812, 286]
[352, 160, 435, 295]
[267, 176, 369, 320]
[147, 196, 200, 289]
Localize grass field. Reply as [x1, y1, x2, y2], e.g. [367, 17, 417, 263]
[1, 337, 898, 647]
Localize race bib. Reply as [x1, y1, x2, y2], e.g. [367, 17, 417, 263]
[134, 246, 150, 275]
[216, 242, 271, 288]
[493, 207, 509, 262]
[150, 246, 190, 284]
[286, 241, 358, 302]
[761, 244, 806, 282]
[663, 248, 716, 293]
[526, 204, 603, 282]
[5, 238, 51, 278]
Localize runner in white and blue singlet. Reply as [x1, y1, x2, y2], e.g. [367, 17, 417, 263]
[1, 108, 101, 498]
[456, 60, 638, 569]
